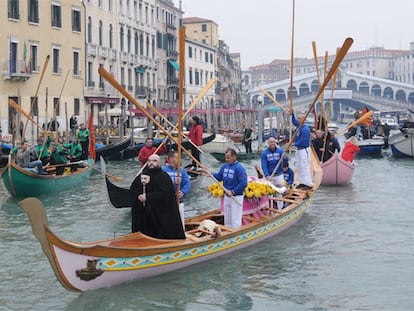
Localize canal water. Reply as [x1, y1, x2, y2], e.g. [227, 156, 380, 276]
[0, 151, 413, 310]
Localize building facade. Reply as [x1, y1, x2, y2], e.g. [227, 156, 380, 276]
[1, 0, 85, 142]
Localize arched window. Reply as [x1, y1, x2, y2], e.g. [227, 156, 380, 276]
[151, 38, 155, 58]
[109, 24, 113, 48]
[139, 34, 144, 55]
[99, 20, 103, 46]
[120, 27, 124, 51]
[146, 35, 149, 56]
[134, 32, 139, 55]
[127, 29, 131, 53]
[87, 16, 92, 43]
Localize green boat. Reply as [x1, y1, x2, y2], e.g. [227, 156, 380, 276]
[210, 151, 261, 162]
[1, 156, 93, 197]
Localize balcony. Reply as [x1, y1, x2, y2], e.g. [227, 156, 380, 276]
[121, 51, 128, 63]
[98, 46, 108, 59]
[108, 49, 117, 60]
[135, 86, 148, 98]
[87, 81, 95, 89]
[127, 85, 133, 91]
[167, 49, 179, 60]
[167, 77, 179, 88]
[2, 59, 32, 81]
[87, 43, 97, 57]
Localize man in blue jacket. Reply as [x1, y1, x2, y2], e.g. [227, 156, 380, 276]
[162, 150, 190, 229]
[292, 112, 313, 190]
[209, 148, 247, 229]
[261, 136, 288, 209]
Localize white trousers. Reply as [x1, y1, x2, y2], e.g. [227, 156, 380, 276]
[223, 195, 244, 229]
[179, 203, 185, 231]
[295, 147, 313, 187]
[268, 174, 284, 210]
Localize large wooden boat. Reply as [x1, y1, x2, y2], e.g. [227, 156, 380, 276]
[20, 151, 321, 291]
[389, 128, 414, 158]
[320, 151, 355, 186]
[95, 135, 131, 161]
[1, 156, 93, 197]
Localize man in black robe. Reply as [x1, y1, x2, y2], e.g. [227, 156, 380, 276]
[130, 154, 185, 239]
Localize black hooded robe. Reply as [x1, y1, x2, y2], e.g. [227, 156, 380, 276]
[130, 167, 185, 239]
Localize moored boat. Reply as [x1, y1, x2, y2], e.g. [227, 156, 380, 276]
[389, 128, 414, 158]
[320, 151, 355, 186]
[95, 135, 131, 161]
[210, 151, 261, 162]
[1, 156, 93, 197]
[356, 138, 384, 156]
[19, 151, 322, 291]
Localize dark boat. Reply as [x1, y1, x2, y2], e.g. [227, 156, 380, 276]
[1, 143, 12, 168]
[95, 135, 131, 161]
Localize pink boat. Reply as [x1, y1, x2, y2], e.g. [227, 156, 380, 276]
[320, 151, 355, 186]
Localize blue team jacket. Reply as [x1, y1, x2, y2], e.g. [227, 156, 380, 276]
[261, 147, 289, 177]
[162, 165, 191, 198]
[213, 161, 247, 196]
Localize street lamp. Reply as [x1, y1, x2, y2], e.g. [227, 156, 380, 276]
[257, 95, 264, 151]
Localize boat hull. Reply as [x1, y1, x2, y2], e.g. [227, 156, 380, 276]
[95, 136, 131, 161]
[1, 160, 92, 197]
[356, 138, 384, 156]
[389, 129, 414, 158]
[321, 152, 355, 186]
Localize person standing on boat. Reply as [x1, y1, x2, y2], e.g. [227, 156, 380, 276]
[207, 149, 248, 229]
[188, 116, 203, 168]
[291, 112, 313, 190]
[283, 162, 294, 188]
[76, 123, 90, 160]
[261, 136, 288, 210]
[138, 138, 166, 166]
[162, 150, 190, 229]
[130, 154, 185, 239]
[243, 125, 254, 153]
[341, 136, 360, 162]
[69, 115, 78, 139]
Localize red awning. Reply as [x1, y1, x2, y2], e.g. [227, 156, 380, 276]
[86, 97, 120, 105]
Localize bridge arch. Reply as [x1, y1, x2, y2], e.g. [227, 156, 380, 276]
[311, 80, 319, 92]
[383, 87, 394, 99]
[299, 83, 310, 96]
[359, 81, 369, 94]
[347, 79, 357, 91]
[408, 92, 414, 103]
[287, 86, 298, 99]
[275, 89, 286, 102]
[371, 84, 382, 96]
[395, 89, 406, 101]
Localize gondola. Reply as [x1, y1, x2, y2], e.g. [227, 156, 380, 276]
[1, 155, 93, 197]
[19, 150, 322, 292]
[95, 135, 131, 161]
[320, 151, 355, 186]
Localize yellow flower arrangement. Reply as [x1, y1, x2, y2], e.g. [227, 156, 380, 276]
[207, 181, 276, 198]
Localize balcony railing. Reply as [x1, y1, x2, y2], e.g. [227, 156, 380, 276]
[98, 46, 108, 59]
[166, 49, 179, 59]
[167, 77, 179, 87]
[135, 86, 148, 97]
[87, 43, 97, 57]
[2, 59, 32, 81]
[108, 48, 117, 60]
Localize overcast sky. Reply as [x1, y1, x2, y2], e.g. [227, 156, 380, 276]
[174, 0, 414, 70]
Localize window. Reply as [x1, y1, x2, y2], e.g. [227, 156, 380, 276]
[120, 67, 125, 85]
[108, 0, 112, 11]
[52, 48, 60, 73]
[51, 3, 62, 28]
[157, 32, 162, 49]
[188, 46, 192, 58]
[31, 97, 38, 116]
[87, 62, 93, 86]
[99, 64, 104, 89]
[195, 71, 199, 85]
[72, 8, 81, 32]
[53, 97, 60, 116]
[8, 0, 20, 19]
[98, 0, 102, 7]
[120, 27, 124, 51]
[146, 35, 149, 56]
[139, 34, 143, 55]
[109, 24, 113, 48]
[210, 53, 213, 64]
[87, 17, 92, 43]
[73, 50, 79, 75]
[205, 52, 208, 62]
[28, 0, 39, 23]
[127, 29, 131, 53]
[151, 38, 155, 58]
[189, 69, 193, 84]
[30, 44, 38, 72]
[74, 98, 80, 115]
[99, 20, 103, 46]
[201, 24, 207, 32]
[134, 32, 139, 54]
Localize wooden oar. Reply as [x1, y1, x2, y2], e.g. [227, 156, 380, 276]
[284, 37, 354, 153]
[22, 55, 50, 139]
[336, 111, 374, 137]
[146, 103, 204, 153]
[258, 87, 289, 114]
[8, 99, 43, 131]
[45, 160, 87, 169]
[289, 0, 296, 113]
[311, 41, 321, 128]
[98, 66, 242, 205]
[87, 163, 123, 182]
